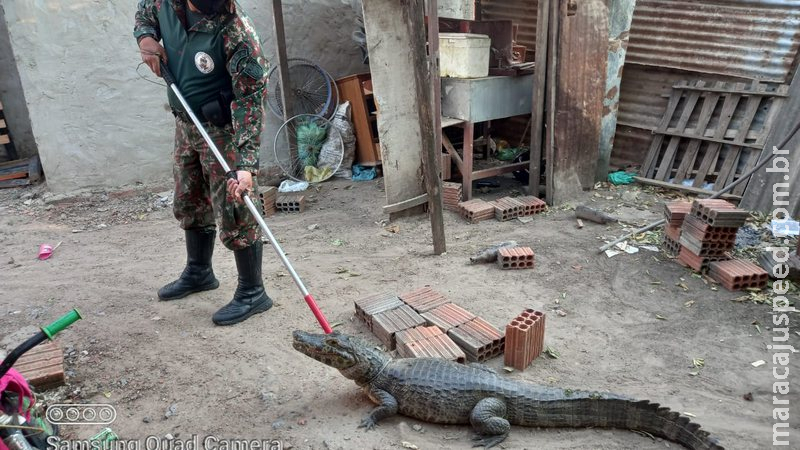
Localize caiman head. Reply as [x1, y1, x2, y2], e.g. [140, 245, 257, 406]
[292, 330, 390, 384]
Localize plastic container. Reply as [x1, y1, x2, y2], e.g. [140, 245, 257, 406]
[439, 33, 490, 78]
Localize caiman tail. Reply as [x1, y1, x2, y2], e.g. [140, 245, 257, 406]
[521, 390, 724, 450]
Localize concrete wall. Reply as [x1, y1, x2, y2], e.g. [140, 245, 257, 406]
[1, 0, 366, 192]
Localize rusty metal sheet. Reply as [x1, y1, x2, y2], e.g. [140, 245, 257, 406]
[627, 0, 800, 83]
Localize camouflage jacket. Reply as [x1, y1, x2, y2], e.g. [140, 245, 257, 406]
[134, 0, 268, 170]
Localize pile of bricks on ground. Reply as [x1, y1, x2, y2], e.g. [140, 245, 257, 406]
[442, 182, 463, 212]
[457, 196, 547, 224]
[662, 199, 768, 291]
[354, 288, 547, 370]
[355, 287, 503, 363]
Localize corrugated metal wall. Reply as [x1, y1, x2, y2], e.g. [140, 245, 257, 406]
[612, 0, 800, 169]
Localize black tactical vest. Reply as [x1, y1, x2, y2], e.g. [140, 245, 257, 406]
[159, 0, 231, 117]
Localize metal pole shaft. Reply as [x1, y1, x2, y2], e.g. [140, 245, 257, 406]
[167, 84, 332, 333]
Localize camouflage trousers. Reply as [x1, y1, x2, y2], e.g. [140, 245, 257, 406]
[172, 118, 261, 251]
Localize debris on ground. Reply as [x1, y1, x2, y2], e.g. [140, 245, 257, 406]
[575, 205, 618, 224]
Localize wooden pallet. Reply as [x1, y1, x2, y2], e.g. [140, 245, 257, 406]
[640, 80, 787, 196]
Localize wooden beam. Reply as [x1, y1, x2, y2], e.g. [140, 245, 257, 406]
[672, 83, 790, 97]
[269, 0, 292, 121]
[634, 176, 742, 201]
[419, 0, 445, 254]
[544, 0, 559, 204]
[382, 193, 429, 214]
[529, 0, 549, 197]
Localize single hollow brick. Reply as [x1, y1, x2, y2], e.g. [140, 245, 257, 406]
[664, 225, 681, 242]
[14, 341, 65, 390]
[504, 309, 545, 370]
[442, 182, 463, 211]
[709, 259, 769, 291]
[399, 287, 451, 313]
[258, 186, 278, 217]
[275, 194, 306, 213]
[459, 199, 495, 223]
[515, 196, 547, 216]
[354, 292, 403, 330]
[492, 197, 524, 221]
[662, 233, 681, 257]
[497, 247, 535, 270]
[664, 201, 693, 225]
[402, 334, 467, 363]
[448, 317, 505, 362]
[677, 246, 728, 272]
[372, 305, 427, 350]
[421, 303, 476, 332]
[395, 325, 443, 350]
[679, 235, 734, 257]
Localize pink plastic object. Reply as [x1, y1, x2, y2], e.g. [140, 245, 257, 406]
[0, 368, 35, 450]
[38, 244, 54, 260]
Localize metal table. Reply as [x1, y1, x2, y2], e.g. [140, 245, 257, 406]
[440, 74, 534, 200]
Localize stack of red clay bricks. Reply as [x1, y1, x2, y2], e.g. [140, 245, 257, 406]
[442, 182, 462, 212]
[258, 186, 278, 217]
[459, 196, 547, 224]
[353, 287, 505, 363]
[459, 199, 496, 223]
[662, 201, 692, 257]
[662, 199, 767, 291]
[504, 309, 546, 371]
[497, 246, 535, 270]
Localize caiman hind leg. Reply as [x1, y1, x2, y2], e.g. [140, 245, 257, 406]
[470, 397, 511, 448]
[359, 386, 399, 430]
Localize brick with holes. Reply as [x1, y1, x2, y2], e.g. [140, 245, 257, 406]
[497, 246, 535, 270]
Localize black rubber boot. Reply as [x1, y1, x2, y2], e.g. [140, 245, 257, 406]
[158, 228, 220, 301]
[212, 240, 273, 326]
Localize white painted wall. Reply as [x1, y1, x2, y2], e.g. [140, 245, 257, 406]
[1, 0, 366, 192]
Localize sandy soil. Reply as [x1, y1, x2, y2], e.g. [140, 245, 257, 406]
[1, 178, 798, 450]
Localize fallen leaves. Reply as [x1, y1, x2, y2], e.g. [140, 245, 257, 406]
[545, 346, 560, 359]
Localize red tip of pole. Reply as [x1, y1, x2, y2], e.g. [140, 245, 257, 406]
[304, 294, 333, 334]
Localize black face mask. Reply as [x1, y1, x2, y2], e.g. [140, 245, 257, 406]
[191, 0, 227, 15]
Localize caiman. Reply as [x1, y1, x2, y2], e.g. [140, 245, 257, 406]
[292, 330, 724, 449]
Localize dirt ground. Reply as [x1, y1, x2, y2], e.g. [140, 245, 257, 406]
[1, 177, 798, 449]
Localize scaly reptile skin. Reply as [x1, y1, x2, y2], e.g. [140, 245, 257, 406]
[292, 331, 724, 449]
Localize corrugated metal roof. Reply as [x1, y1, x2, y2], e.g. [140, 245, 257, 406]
[480, 0, 538, 61]
[627, 0, 800, 83]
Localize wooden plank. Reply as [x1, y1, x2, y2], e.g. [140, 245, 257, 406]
[672, 83, 790, 97]
[471, 161, 530, 179]
[441, 116, 464, 128]
[0, 119, 6, 129]
[0, 134, 9, 145]
[0, 158, 28, 171]
[543, 0, 559, 205]
[668, 81, 725, 184]
[0, 178, 29, 188]
[27, 154, 43, 183]
[641, 81, 686, 178]
[0, 171, 27, 182]
[655, 80, 706, 181]
[692, 83, 744, 188]
[549, 0, 607, 203]
[734, 92, 786, 197]
[382, 193, 429, 214]
[362, 0, 427, 216]
[716, 81, 764, 189]
[528, 0, 549, 197]
[672, 81, 725, 184]
[653, 130, 764, 149]
[634, 176, 741, 201]
[421, 0, 446, 254]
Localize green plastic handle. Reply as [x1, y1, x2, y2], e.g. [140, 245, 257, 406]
[41, 309, 82, 339]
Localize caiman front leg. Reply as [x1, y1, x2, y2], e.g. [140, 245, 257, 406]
[469, 397, 511, 449]
[359, 385, 398, 430]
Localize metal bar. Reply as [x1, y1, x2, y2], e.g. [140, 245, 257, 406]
[672, 84, 789, 97]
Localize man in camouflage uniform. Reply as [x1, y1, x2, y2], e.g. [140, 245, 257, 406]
[134, 0, 272, 325]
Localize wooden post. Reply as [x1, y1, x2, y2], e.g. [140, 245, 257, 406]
[529, 0, 550, 198]
[544, 0, 560, 205]
[269, 0, 293, 121]
[421, 0, 446, 255]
